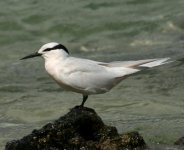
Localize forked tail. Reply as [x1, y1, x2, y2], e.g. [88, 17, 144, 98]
[138, 57, 173, 69]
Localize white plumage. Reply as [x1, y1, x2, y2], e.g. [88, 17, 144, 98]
[21, 42, 172, 106]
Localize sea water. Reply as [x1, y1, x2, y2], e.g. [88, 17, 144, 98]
[0, 0, 184, 149]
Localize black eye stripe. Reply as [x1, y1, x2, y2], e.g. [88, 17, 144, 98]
[43, 48, 52, 52]
[43, 44, 69, 54]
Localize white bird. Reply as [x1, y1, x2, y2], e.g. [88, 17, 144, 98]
[21, 42, 172, 107]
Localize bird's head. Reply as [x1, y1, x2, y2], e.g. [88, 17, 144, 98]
[20, 42, 69, 60]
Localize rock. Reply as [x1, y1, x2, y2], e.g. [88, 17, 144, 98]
[6, 106, 147, 150]
[175, 137, 184, 146]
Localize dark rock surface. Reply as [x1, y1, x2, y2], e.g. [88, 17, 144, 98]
[175, 136, 184, 146]
[6, 106, 147, 150]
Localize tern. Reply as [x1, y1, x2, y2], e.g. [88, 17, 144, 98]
[21, 42, 172, 107]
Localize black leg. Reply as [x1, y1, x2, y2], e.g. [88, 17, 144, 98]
[80, 95, 88, 107]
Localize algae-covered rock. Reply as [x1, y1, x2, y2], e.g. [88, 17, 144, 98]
[6, 106, 147, 150]
[174, 137, 184, 150]
[121, 131, 147, 149]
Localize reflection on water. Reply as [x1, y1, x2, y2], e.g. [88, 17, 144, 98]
[0, 0, 184, 149]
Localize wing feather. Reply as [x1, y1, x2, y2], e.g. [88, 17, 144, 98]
[61, 57, 171, 94]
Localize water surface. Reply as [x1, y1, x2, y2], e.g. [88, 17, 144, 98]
[0, 0, 184, 149]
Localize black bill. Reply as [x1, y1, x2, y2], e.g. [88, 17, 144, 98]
[20, 52, 41, 60]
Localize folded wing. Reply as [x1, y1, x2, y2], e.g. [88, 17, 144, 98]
[62, 57, 172, 94]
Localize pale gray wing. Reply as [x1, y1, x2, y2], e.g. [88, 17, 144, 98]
[61, 57, 138, 94]
[61, 57, 171, 94]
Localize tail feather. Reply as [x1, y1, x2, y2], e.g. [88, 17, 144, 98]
[101, 57, 174, 79]
[102, 59, 157, 68]
[103, 58, 172, 69]
[139, 58, 171, 68]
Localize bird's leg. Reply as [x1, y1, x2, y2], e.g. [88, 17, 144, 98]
[80, 95, 88, 107]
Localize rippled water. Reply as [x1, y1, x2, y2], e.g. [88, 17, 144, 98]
[0, 0, 184, 149]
